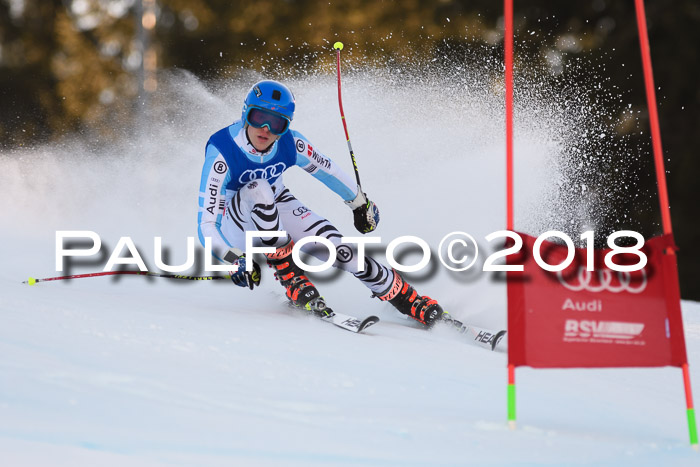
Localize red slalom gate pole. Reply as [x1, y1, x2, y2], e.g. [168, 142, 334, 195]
[23, 271, 230, 285]
[504, 0, 516, 430]
[634, 0, 696, 448]
[333, 41, 363, 190]
[508, 363, 516, 429]
[505, 0, 514, 233]
[634, 0, 673, 236]
[682, 363, 699, 449]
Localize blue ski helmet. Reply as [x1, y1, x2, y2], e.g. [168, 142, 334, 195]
[242, 80, 295, 134]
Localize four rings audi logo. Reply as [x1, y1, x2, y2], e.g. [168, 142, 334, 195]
[239, 162, 287, 184]
[557, 267, 647, 294]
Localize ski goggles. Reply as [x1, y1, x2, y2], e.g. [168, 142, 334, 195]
[244, 107, 291, 135]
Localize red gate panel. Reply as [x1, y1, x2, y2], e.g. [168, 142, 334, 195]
[507, 232, 688, 368]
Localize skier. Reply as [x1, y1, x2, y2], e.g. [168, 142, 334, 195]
[198, 80, 447, 327]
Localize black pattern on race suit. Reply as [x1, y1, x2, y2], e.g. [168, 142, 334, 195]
[353, 256, 393, 293]
[228, 194, 284, 248]
[303, 220, 343, 241]
[222, 179, 393, 294]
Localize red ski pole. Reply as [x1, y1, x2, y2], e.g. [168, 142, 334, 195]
[333, 41, 363, 189]
[23, 271, 230, 285]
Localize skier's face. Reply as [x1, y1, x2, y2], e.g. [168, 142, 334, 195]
[247, 124, 279, 152]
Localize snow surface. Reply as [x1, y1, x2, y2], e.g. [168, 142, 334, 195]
[1, 70, 699, 465]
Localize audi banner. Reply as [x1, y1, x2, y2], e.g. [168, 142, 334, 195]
[507, 232, 688, 368]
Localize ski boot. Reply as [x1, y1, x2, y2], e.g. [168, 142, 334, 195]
[375, 270, 447, 327]
[265, 239, 333, 318]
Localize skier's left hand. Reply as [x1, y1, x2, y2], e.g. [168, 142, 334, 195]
[346, 190, 380, 234]
[229, 255, 261, 290]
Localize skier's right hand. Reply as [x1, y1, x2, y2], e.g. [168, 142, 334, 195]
[229, 255, 261, 290]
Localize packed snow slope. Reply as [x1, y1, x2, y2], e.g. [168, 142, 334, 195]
[1, 70, 699, 465]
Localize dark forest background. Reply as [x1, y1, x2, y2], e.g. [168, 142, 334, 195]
[2, 1, 699, 298]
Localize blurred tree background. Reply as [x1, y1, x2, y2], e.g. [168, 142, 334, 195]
[1, 0, 698, 298]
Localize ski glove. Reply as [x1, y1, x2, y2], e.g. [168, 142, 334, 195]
[346, 190, 380, 234]
[229, 255, 261, 290]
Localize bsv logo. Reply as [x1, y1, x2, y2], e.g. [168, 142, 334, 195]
[557, 267, 647, 294]
[564, 319, 645, 340]
[239, 162, 287, 184]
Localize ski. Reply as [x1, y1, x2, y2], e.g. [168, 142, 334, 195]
[284, 301, 379, 334]
[317, 311, 380, 334]
[444, 318, 507, 351]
